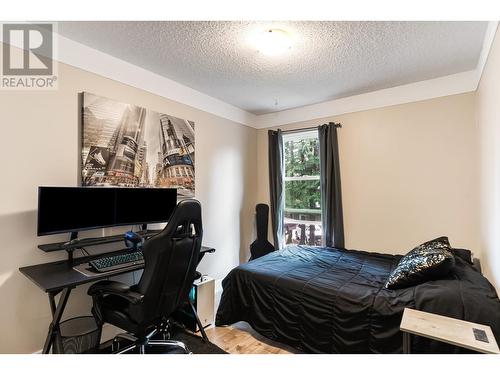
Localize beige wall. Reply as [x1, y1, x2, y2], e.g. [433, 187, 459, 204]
[476, 27, 500, 291]
[257, 93, 479, 255]
[0, 59, 257, 353]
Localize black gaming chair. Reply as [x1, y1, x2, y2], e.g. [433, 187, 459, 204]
[88, 199, 205, 354]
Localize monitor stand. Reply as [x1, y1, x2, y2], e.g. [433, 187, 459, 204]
[62, 231, 79, 265]
[59, 225, 148, 265]
[38, 225, 159, 266]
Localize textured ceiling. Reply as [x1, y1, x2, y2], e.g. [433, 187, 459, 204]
[57, 21, 488, 114]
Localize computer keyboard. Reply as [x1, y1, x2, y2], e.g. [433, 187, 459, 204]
[89, 251, 144, 273]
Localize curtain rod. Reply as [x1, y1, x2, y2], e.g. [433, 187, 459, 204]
[280, 122, 342, 135]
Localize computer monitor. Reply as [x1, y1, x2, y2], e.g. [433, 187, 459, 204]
[114, 188, 177, 226]
[37, 187, 177, 236]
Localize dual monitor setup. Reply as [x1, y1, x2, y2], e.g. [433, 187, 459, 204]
[37, 186, 178, 272]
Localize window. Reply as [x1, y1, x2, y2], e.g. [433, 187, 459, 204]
[283, 130, 322, 246]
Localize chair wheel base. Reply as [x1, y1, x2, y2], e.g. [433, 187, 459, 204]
[111, 330, 191, 354]
[115, 340, 192, 354]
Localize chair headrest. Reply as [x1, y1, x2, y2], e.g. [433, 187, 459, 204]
[163, 199, 202, 238]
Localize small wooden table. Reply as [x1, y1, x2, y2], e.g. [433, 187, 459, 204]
[400, 308, 500, 354]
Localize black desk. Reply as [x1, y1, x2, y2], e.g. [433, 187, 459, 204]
[19, 246, 215, 353]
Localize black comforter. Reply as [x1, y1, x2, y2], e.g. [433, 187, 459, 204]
[216, 245, 500, 353]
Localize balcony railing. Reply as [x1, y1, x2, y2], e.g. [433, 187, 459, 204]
[284, 207, 321, 246]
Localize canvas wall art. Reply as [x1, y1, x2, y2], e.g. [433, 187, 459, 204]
[81, 92, 195, 198]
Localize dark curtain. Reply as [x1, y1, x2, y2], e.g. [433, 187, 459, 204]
[318, 123, 344, 248]
[268, 129, 284, 250]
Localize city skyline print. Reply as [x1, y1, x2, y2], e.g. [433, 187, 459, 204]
[81, 92, 195, 198]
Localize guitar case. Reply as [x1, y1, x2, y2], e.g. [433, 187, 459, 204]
[249, 203, 275, 261]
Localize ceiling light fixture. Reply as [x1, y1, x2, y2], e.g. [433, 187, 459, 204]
[253, 29, 292, 56]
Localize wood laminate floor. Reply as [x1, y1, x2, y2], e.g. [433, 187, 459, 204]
[201, 322, 300, 354]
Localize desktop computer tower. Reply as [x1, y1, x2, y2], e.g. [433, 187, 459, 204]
[193, 276, 215, 328]
[174, 276, 215, 332]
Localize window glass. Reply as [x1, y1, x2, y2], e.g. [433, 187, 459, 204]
[283, 130, 321, 246]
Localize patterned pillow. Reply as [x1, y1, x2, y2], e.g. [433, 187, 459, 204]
[385, 237, 456, 289]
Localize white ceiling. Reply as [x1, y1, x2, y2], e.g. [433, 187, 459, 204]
[57, 21, 488, 115]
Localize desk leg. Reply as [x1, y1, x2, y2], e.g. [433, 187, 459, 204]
[48, 292, 57, 315]
[42, 288, 72, 354]
[403, 332, 411, 354]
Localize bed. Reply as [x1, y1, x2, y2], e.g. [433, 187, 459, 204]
[215, 245, 500, 353]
